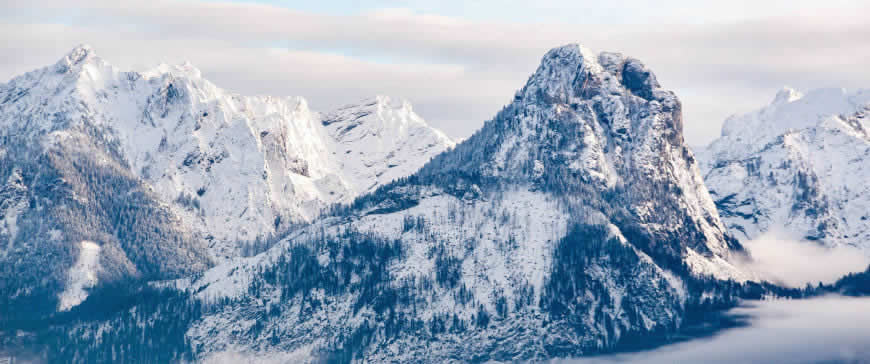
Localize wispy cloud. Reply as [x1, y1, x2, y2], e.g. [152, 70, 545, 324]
[3, 0, 870, 143]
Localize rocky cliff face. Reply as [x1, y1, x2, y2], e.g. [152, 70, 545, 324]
[699, 87, 870, 252]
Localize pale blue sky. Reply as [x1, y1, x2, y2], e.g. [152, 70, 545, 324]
[3, 0, 869, 144]
[197, 0, 866, 24]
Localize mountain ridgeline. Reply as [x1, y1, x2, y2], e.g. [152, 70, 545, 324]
[0, 44, 811, 362]
[0, 46, 453, 322]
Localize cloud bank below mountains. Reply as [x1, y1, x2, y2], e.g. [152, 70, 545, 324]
[738, 229, 870, 288]
[561, 295, 870, 364]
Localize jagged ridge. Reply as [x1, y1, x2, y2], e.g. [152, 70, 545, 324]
[0, 45, 453, 317]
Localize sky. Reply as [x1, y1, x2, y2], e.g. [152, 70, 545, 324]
[2, 0, 869, 145]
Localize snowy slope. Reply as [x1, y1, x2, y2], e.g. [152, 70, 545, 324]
[0, 45, 453, 259]
[323, 96, 455, 195]
[58, 241, 101, 311]
[699, 88, 870, 252]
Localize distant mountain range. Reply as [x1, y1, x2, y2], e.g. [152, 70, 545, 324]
[698, 87, 870, 252]
[0, 44, 867, 363]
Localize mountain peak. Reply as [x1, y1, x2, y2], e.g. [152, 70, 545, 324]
[357, 95, 413, 112]
[320, 95, 453, 194]
[142, 60, 203, 80]
[718, 87, 870, 143]
[176, 60, 202, 79]
[439, 43, 687, 185]
[323, 95, 420, 127]
[54, 44, 99, 72]
[518, 43, 602, 103]
[519, 43, 665, 105]
[421, 43, 743, 272]
[65, 44, 96, 62]
[541, 43, 601, 69]
[772, 86, 804, 105]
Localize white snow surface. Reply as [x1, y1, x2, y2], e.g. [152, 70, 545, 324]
[713, 87, 870, 161]
[323, 96, 454, 195]
[58, 241, 101, 311]
[699, 87, 870, 253]
[201, 347, 315, 364]
[0, 45, 453, 259]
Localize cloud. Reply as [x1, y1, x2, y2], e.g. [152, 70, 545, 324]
[2, 1, 870, 143]
[559, 295, 870, 364]
[735, 229, 870, 288]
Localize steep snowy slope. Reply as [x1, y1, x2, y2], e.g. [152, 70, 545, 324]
[699, 88, 870, 252]
[41, 44, 761, 363]
[323, 96, 455, 195]
[0, 46, 453, 316]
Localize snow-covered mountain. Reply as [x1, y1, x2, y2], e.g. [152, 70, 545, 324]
[25, 44, 765, 363]
[0, 45, 453, 317]
[699, 87, 870, 252]
[1, 45, 453, 258]
[324, 96, 455, 196]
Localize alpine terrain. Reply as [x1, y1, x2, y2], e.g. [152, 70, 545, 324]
[698, 87, 870, 252]
[0, 43, 785, 363]
[0, 45, 454, 321]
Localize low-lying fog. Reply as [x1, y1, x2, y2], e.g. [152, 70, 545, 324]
[736, 229, 870, 288]
[560, 295, 870, 363]
[560, 229, 870, 364]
